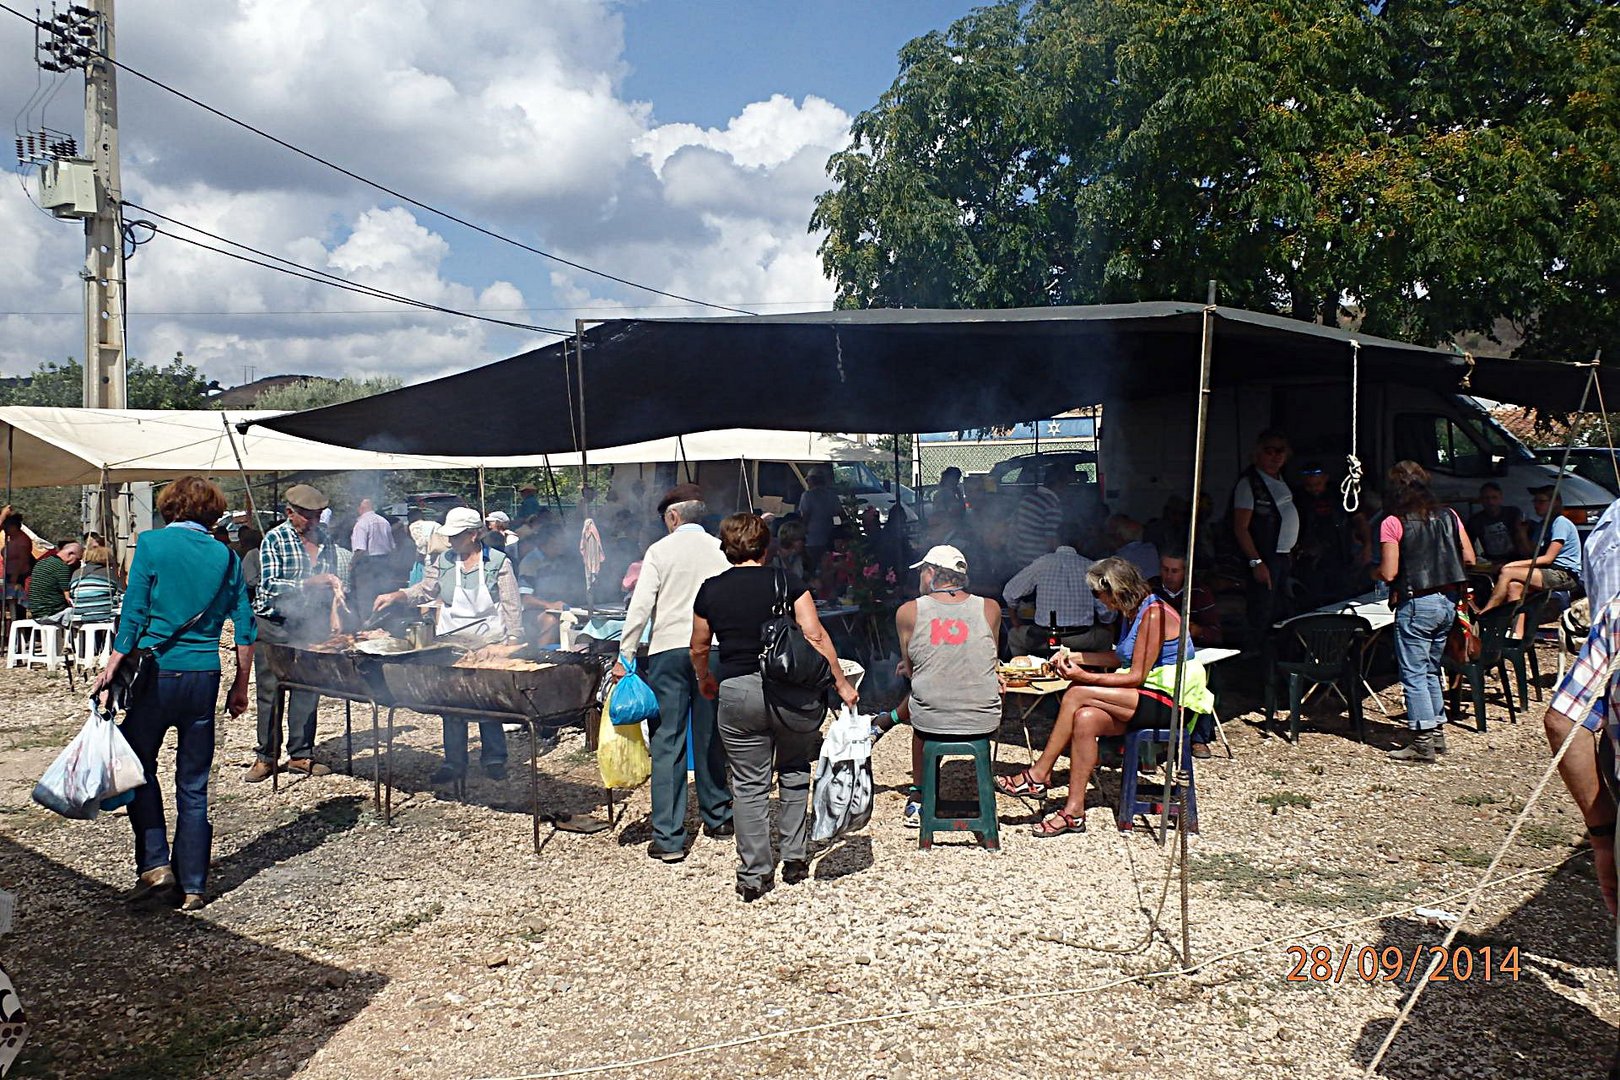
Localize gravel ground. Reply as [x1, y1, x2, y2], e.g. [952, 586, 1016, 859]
[0, 643, 1615, 1080]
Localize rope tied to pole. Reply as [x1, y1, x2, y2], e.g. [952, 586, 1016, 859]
[1341, 339, 1363, 513]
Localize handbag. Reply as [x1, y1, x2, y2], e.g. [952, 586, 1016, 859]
[759, 569, 832, 693]
[1445, 599, 1481, 665]
[106, 555, 236, 713]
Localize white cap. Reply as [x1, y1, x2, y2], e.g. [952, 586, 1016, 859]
[435, 506, 484, 536]
[485, 510, 511, 524]
[910, 544, 967, 574]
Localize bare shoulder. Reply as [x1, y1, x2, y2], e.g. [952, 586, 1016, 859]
[896, 598, 918, 621]
[982, 596, 1001, 620]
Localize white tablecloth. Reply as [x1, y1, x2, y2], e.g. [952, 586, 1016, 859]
[1276, 592, 1395, 633]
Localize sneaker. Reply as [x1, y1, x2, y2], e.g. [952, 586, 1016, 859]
[781, 859, 810, 885]
[285, 758, 331, 776]
[903, 800, 921, 828]
[430, 764, 464, 784]
[179, 894, 206, 912]
[125, 866, 176, 906]
[1191, 743, 1212, 760]
[483, 762, 508, 781]
[244, 760, 277, 784]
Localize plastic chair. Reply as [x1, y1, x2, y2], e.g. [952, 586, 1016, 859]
[1500, 593, 1549, 709]
[1443, 607, 1518, 731]
[917, 738, 999, 851]
[1263, 613, 1372, 742]
[73, 622, 116, 671]
[1116, 728, 1199, 832]
[7, 619, 64, 670]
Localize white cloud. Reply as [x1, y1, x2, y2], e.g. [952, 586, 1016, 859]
[0, 1, 853, 389]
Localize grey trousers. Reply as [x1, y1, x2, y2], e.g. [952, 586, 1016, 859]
[253, 616, 320, 764]
[716, 674, 822, 890]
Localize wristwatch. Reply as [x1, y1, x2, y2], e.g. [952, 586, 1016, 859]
[1248, 558, 1264, 568]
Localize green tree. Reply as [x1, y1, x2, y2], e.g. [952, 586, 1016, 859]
[249, 375, 403, 412]
[813, 0, 1620, 360]
[0, 355, 211, 409]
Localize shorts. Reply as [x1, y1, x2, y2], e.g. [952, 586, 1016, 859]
[1541, 566, 1579, 593]
[913, 727, 998, 743]
[1127, 688, 1177, 731]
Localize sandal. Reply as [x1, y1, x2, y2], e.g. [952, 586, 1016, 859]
[1032, 810, 1086, 838]
[995, 769, 1049, 798]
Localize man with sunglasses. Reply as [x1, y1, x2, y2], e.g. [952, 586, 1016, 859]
[1232, 430, 1300, 646]
[247, 484, 344, 783]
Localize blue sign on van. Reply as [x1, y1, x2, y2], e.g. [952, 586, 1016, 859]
[919, 417, 1096, 443]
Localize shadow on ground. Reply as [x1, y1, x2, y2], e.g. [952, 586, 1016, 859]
[0, 836, 385, 1079]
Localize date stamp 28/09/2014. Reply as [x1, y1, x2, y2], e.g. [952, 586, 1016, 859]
[1285, 944, 1520, 984]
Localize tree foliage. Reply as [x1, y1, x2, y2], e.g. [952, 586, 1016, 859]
[0, 355, 211, 409]
[249, 375, 404, 412]
[813, 0, 1620, 360]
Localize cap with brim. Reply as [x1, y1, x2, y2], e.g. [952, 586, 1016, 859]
[435, 506, 484, 536]
[284, 484, 329, 512]
[486, 510, 511, 524]
[909, 544, 968, 574]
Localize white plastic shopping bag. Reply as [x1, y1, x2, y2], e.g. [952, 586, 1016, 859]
[811, 705, 874, 843]
[31, 704, 144, 820]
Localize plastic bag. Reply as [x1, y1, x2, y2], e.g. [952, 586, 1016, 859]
[597, 707, 651, 790]
[32, 704, 145, 820]
[606, 657, 660, 727]
[811, 706, 874, 843]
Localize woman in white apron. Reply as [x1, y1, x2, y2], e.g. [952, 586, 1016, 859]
[376, 508, 523, 782]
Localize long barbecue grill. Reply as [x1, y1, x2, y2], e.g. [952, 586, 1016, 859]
[262, 641, 607, 851]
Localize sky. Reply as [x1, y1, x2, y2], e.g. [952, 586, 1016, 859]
[0, 0, 970, 388]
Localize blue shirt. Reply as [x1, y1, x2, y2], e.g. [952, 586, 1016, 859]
[1537, 514, 1583, 574]
[114, 524, 256, 671]
[1116, 596, 1193, 668]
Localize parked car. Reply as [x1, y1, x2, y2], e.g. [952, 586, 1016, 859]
[1535, 446, 1620, 497]
[985, 450, 1101, 492]
[380, 492, 467, 523]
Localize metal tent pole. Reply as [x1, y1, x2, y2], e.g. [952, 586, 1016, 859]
[477, 466, 487, 518]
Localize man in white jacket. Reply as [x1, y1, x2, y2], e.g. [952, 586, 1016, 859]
[615, 484, 732, 861]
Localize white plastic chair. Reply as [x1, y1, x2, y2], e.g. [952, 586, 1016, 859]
[74, 622, 116, 671]
[7, 619, 65, 670]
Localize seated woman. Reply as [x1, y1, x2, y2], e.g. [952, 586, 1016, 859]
[995, 556, 1209, 836]
[1477, 485, 1582, 621]
[68, 541, 121, 623]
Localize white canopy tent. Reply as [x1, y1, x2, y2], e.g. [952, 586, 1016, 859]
[0, 409, 881, 489]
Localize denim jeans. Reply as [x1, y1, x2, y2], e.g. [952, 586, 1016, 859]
[123, 669, 220, 896]
[1394, 592, 1455, 730]
[644, 648, 732, 851]
[442, 716, 507, 772]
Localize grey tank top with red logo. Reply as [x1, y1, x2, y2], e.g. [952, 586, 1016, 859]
[907, 593, 1002, 737]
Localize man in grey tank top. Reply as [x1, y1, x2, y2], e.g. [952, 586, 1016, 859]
[895, 545, 1004, 825]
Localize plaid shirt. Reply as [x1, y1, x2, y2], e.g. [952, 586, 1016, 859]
[1550, 595, 1620, 769]
[1002, 546, 1114, 627]
[252, 521, 338, 618]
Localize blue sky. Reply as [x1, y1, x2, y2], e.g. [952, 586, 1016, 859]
[0, 0, 975, 385]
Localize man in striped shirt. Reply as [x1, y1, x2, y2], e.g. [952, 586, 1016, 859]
[1008, 484, 1063, 571]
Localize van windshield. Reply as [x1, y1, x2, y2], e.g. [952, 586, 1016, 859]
[832, 462, 885, 494]
[1457, 398, 1534, 464]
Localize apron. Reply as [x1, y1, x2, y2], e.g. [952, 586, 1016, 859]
[437, 559, 502, 641]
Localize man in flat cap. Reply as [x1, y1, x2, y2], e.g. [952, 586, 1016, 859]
[248, 484, 344, 783]
[616, 483, 733, 861]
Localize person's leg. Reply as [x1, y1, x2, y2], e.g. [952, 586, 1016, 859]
[1057, 706, 1129, 819]
[168, 671, 220, 898]
[1546, 707, 1606, 821]
[643, 649, 692, 852]
[122, 685, 174, 879]
[774, 714, 821, 867]
[1391, 601, 1435, 731]
[1424, 596, 1454, 723]
[1063, 624, 1115, 653]
[689, 670, 732, 830]
[441, 715, 470, 774]
[476, 720, 508, 767]
[282, 687, 321, 762]
[1024, 689, 1080, 783]
[1008, 623, 1041, 658]
[716, 675, 775, 891]
[1267, 553, 1293, 623]
[253, 617, 283, 764]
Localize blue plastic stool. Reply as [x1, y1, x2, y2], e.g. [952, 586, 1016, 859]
[917, 738, 1000, 851]
[1116, 727, 1198, 833]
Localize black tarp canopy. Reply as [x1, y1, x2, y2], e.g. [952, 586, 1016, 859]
[256, 302, 1604, 456]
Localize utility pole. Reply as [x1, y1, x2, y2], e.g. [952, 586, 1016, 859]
[81, 0, 127, 414]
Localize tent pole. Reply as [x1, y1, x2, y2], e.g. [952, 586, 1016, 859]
[677, 435, 691, 484]
[1166, 281, 1218, 971]
[477, 466, 487, 517]
[222, 413, 260, 533]
[576, 321, 593, 617]
[543, 454, 563, 512]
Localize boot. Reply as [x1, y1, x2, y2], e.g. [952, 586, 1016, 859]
[1434, 728, 1448, 755]
[1388, 730, 1437, 764]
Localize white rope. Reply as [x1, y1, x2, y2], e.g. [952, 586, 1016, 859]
[1341, 338, 1363, 513]
[468, 855, 1583, 1080]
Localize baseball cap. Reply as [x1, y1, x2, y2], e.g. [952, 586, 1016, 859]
[519, 484, 538, 493]
[284, 484, 329, 512]
[1298, 462, 1326, 476]
[910, 544, 968, 574]
[436, 506, 484, 536]
[485, 510, 511, 524]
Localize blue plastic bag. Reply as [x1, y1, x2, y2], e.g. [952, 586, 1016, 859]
[606, 659, 660, 727]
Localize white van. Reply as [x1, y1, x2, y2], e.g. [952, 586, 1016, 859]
[1101, 381, 1613, 531]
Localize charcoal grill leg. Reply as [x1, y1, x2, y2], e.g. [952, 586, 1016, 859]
[344, 700, 353, 775]
[384, 707, 395, 825]
[370, 703, 381, 815]
[530, 719, 542, 854]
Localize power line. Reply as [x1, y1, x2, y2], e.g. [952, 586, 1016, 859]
[0, 300, 834, 316]
[122, 201, 570, 336]
[0, 0, 756, 317]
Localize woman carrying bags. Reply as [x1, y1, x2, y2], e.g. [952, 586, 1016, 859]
[690, 513, 858, 903]
[93, 477, 255, 911]
[1376, 461, 1476, 764]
